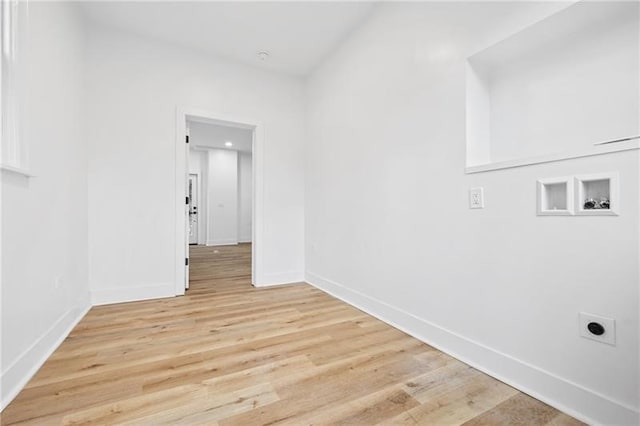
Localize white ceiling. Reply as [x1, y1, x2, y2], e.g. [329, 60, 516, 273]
[79, 2, 375, 76]
[189, 121, 253, 153]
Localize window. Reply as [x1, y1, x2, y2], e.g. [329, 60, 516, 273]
[1, 0, 29, 175]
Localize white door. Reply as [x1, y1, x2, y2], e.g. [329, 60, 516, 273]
[188, 174, 199, 245]
[184, 131, 190, 290]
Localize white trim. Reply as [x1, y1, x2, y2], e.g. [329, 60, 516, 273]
[0, 162, 33, 177]
[206, 239, 238, 247]
[255, 270, 304, 287]
[175, 108, 188, 296]
[176, 107, 263, 292]
[305, 271, 640, 426]
[91, 283, 175, 306]
[0, 302, 91, 411]
[466, 139, 640, 174]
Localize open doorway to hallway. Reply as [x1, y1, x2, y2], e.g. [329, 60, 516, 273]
[186, 119, 254, 290]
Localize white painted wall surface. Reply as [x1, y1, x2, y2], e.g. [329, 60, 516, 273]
[188, 149, 251, 245]
[0, 3, 91, 409]
[305, 3, 639, 424]
[238, 152, 253, 242]
[85, 23, 305, 301]
[484, 2, 639, 162]
[207, 149, 238, 246]
[190, 121, 253, 153]
[188, 149, 203, 176]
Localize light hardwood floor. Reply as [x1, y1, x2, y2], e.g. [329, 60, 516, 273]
[2, 244, 583, 425]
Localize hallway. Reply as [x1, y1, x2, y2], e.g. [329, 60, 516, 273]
[189, 243, 252, 291]
[2, 245, 581, 425]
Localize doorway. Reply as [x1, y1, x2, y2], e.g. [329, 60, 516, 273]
[175, 108, 263, 295]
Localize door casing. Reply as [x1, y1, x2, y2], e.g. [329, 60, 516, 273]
[175, 107, 263, 295]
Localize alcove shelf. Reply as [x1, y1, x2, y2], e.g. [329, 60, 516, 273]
[0, 163, 34, 177]
[465, 1, 640, 173]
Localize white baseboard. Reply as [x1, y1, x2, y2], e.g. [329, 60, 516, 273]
[239, 238, 252, 243]
[206, 239, 238, 246]
[91, 282, 175, 306]
[254, 270, 304, 287]
[305, 271, 639, 426]
[0, 302, 91, 411]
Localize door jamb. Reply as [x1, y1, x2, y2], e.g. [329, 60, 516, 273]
[175, 107, 263, 295]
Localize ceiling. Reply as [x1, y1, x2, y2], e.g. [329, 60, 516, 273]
[189, 121, 253, 153]
[79, 2, 375, 76]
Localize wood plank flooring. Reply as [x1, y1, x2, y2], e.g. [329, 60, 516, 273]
[1, 244, 583, 425]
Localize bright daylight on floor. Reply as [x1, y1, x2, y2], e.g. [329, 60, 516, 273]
[1, 1, 638, 425]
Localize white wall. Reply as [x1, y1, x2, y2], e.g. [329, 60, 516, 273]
[189, 148, 251, 245]
[0, 2, 90, 409]
[479, 2, 639, 162]
[85, 23, 306, 302]
[305, 3, 639, 424]
[207, 149, 238, 246]
[238, 152, 252, 242]
[190, 121, 253, 152]
[188, 149, 204, 176]
[189, 122, 253, 246]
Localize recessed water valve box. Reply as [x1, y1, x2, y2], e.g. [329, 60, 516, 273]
[575, 172, 619, 216]
[537, 177, 574, 216]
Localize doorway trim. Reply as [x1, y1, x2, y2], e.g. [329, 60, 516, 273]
[175, 106, 264, 295]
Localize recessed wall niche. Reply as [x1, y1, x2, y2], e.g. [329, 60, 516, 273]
[466, 1, 639, 171]
[537, 177, 573, 216]
[575, 173, 619, 216]
[536, 172, 619, 216]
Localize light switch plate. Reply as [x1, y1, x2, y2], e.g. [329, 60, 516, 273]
[469, 187, 484, 209]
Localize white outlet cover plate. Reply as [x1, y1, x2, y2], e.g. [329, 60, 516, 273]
[579, 312, 615, 346]
[469, 187, 484, 209]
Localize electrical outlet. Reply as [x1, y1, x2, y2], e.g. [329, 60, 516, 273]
[469, 187, 484, 209]
[579, 312, 615, 346]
